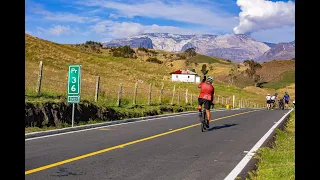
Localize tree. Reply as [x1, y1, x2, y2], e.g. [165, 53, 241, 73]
[201, 64, 209, 76]
[228, 64, 241, 85]
[110, 45, 135, 58]
[243, 60, 262, 78]
[185, 47, 196, 57]
[243, 60, 263, 86]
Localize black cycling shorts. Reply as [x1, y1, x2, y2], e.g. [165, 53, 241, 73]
[271, 100, 275, 103]
[266, 100, 271, 104]
[198, 98, 211, 110]
[285, 100, 289, 104]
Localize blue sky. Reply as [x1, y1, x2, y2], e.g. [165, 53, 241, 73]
[25, 0, 295, 44]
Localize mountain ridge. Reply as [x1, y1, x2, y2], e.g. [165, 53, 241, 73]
[103, 33, 294, 62]
[257, 41, 295, 62]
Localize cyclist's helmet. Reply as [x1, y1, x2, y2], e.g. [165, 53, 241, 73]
[207, 76, 214, 83]
[275, 93, 278, 96]
[267, 94, 270, 96]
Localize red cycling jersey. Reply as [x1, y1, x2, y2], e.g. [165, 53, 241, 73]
[198, 82, 214, 101]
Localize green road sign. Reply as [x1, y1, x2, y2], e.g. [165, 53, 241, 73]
[67, 65, 81, 103]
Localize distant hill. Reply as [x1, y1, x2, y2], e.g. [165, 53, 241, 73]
[216, 59, 295, 89]
[256, 60, 295, 82]
[257, 41, 295, 62]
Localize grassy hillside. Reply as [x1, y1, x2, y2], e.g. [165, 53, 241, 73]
[186, 54, 231, 64]
[25, 33, 271, 106]
[263, 70, 295, 90]
[216, 59, 295, 90]
[257, 60, 295, 82]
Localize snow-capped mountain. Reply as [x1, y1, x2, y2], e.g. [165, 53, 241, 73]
[257, 41, 295, 62]
[103, 33, 294, 62]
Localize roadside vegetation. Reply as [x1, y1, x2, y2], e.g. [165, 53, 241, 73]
[245, 110, 295, 180]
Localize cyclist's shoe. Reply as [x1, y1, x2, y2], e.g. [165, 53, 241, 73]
[198, 111, 202, 117]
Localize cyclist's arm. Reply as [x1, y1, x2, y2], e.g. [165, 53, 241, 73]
[211, 89, 215, 104]
[202, 75, 206, 82]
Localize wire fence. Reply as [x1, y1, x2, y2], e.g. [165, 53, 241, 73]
[26, 61, 265, 108]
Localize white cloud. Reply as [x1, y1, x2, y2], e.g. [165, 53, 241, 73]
[44, 13, 100, 23]
[108, 13, 120, 19]
[234, 0, 295, 34]
[37, 25, 72, 36]
[80, 0, 238, 31]
[90, 20, 208, 38]
[27, 1, 99, 23]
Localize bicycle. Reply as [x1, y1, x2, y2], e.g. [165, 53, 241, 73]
[199, 109, 209, 132]
[199, 102, 214, 132]
[278, 99, 284, 110]
[271, 100, 276, 110]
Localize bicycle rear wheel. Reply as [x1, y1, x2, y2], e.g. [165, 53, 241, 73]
[201, 110, 207, 132]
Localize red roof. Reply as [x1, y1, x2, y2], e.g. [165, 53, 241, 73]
[170, 69, 197, 75]
[169, 70, 182, 74]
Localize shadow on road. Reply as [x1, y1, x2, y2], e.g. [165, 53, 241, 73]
[207, 123, 238, 131]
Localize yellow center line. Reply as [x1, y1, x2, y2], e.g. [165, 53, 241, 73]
[25, 109, 260, 175]
[98, 128, 115, 130]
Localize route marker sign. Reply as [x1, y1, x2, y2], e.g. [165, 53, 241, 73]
[67, 65, 81, 127]
[68, 65, 81, 103]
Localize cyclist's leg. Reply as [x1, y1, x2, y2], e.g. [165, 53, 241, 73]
[198, 98, 204, 117]
[271, 100, 275, 108]
[204, 100, 211, 122]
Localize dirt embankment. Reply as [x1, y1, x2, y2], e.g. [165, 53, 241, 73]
[25, 100, 194, 128]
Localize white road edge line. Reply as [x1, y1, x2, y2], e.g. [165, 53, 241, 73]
[25, 109, 241, 141]
[223, 108, 294, 180]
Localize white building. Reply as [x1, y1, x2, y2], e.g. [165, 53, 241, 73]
[170, 69, 201, 83]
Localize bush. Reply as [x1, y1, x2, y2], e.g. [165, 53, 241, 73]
[146, 57, 163, 64]
[137, 47, 149, 53]
[184, 47, 196, 57]
[72, 41, 103, 54]
[177, 53, 187, 59]
[110, 45, 136, 58]
[148, 50, 158, 55]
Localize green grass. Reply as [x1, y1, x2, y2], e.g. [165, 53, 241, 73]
[25, 119, 105, 133]
[186, 54, 231, 64]
[245, 111, 295, 180]
[263, 70, 295, 90]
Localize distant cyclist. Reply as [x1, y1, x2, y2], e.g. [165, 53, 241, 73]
[266, 94, 271, 110]
[270, 93, 278, 109]
[293, 100, 295, 109]
[198, 76, 215, 128]
[283, 92, 290, 109]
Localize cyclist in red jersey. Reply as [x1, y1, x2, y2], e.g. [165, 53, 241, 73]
[198, 76, 214, 128]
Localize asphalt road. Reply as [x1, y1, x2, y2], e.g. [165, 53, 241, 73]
[25, 108, 290, 180]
